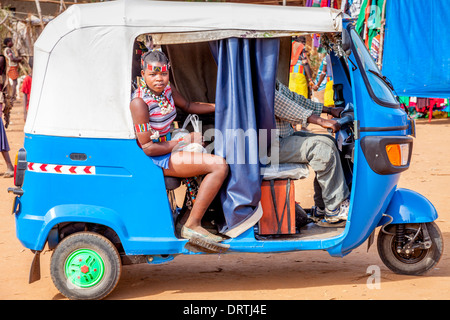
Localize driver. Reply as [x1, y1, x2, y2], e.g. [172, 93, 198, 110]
[273, 80, 350, 224]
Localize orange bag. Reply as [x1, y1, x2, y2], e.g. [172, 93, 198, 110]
[259, 179, 296, 235]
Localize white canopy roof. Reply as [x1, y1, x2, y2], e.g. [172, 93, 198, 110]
[25, 0, 342, 139]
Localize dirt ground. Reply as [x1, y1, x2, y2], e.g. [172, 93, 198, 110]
[0, 96, 449, 301]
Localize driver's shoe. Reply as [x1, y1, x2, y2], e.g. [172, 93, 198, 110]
[325, 199, 350, 223]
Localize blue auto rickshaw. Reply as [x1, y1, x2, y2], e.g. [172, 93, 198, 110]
[8, 0, 442, 300]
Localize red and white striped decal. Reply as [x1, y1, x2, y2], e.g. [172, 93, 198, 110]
[27, 162, 95, 175]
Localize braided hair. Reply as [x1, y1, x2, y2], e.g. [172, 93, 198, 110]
[141, 50, 170, 71]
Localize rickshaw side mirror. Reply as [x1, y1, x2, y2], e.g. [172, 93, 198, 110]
[342, 29, 351, 55]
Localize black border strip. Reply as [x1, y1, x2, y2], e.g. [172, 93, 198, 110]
[360, 125, 409, 132]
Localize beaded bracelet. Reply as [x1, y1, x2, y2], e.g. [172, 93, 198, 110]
[134, 123, 151, 133]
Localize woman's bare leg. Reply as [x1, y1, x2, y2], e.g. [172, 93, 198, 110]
[163, 151, 228, 237]
[2, 151, 14, 175]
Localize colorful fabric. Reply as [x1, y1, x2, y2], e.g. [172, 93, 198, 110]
[307, 0, 338, 8]
[275, 80, 323, 138]
[324, 80, 334, 106]
[290, 42, 307, 73]
[289, 41, 309, 98]
[131, 78, 176, 136]
[288, 73, 308, 99]
[135, 41, 149, 56]
[370, 34, 381, 61]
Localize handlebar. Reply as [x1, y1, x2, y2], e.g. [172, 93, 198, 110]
[336, 115, 354, 127]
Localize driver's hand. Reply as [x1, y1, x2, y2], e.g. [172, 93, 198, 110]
[329, 107, 344, 118]
[322, 119, 341, 133]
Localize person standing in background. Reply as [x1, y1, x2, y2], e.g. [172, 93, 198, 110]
[21, 58, 33, 121]
[3, 38, 22, 103]
[289, 36, 312, 99]
[0, 51, 15, 178]
[312, 54, 334, 107]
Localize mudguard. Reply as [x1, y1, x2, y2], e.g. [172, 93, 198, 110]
[21, 204, 129, 252]
[378, 188, 438, 226]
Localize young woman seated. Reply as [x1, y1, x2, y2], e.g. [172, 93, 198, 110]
[129, 50, 229, 251]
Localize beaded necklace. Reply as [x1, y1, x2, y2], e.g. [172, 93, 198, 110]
[139, 77, 174, 115]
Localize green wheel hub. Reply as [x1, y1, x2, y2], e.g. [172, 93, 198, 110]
[64, 249, 105, 288]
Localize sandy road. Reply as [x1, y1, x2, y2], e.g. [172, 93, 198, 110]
[0, 98, 449, 300]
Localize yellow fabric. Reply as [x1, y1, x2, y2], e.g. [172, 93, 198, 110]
[324, 80, 334, 106]
[288, 72, 308, 98]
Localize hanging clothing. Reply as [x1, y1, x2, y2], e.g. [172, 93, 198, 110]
[370, 33, 381, 61]
[315, 56, 334, 106]
[416, 98, 429, 113]
[307, 0, 338, 8]
[289, 41, 309, 98]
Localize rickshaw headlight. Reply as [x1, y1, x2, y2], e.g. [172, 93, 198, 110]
[386, 143, 409, 166]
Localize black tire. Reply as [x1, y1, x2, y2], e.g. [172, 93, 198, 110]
[377, 222, 443, 275]
[50, 231, 122, 300]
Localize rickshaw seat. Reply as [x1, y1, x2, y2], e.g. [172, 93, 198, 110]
[164, 176, 182, 190]
[261, 163, 309, 180]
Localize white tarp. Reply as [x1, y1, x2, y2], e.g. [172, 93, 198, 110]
[25, 0, 342, 139]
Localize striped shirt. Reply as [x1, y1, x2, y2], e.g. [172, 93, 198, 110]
[132, 83, 177, 136]
[274, 80, 323, 138]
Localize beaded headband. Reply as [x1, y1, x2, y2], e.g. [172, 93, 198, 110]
[141, 49, 170, 72]
[146, 64, 169, 72]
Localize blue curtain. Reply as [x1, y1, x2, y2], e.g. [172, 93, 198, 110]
[210, 37, 279, 236]
[382, 0, 450, 98]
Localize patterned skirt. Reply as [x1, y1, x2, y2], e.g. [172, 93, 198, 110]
[149, 132, 172, 169]
[149, 153, 171, 169]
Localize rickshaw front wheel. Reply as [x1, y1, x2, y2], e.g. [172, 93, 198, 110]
[377, 222, 443, 276]
[50, 231, 122, 300]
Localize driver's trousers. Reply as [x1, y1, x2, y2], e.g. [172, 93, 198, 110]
[275, 130, 350, 211]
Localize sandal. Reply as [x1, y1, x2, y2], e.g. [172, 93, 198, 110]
[181, 226, 229, 253]
[181, 226, 224, 243]
[184, 236, 230, 254]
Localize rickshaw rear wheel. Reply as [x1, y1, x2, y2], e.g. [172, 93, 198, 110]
[50, 231, 122, 300]
[377, 222, 443, 276]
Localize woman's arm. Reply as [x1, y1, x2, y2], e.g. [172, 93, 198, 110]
[130, 97, 180, 156]
[171, 85, 215, 114]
